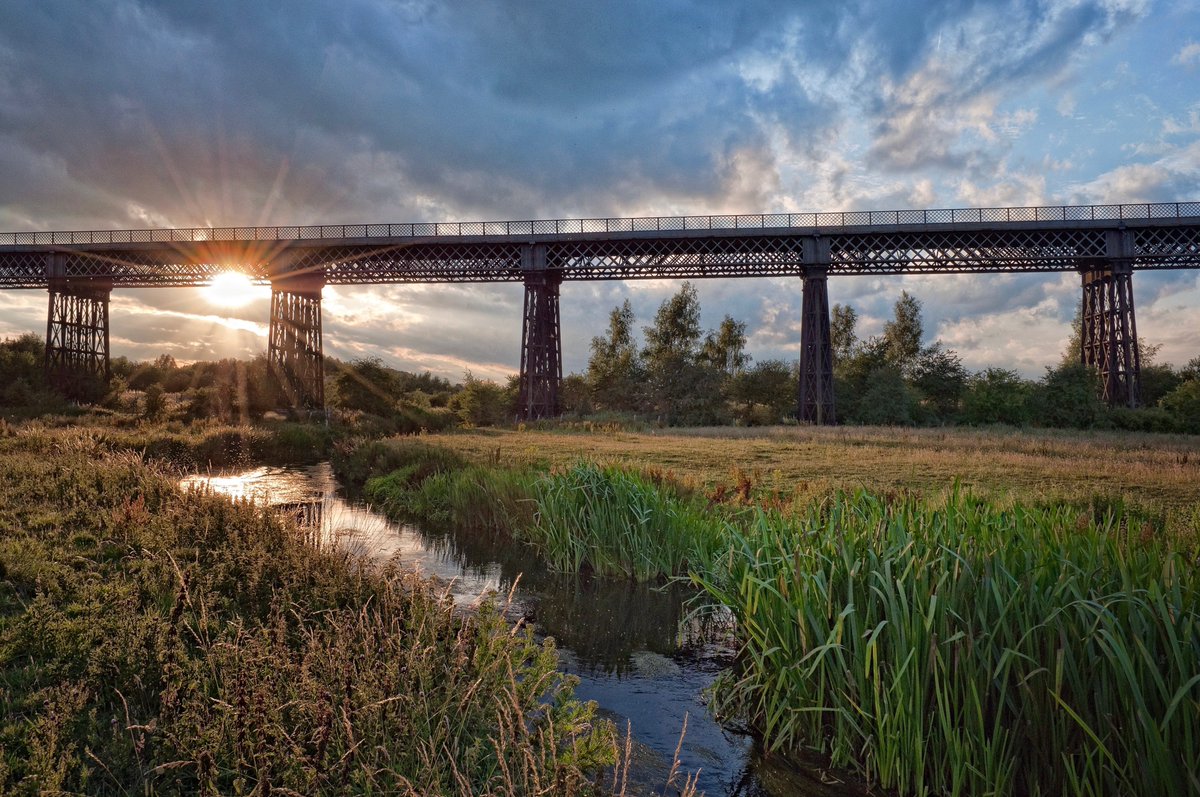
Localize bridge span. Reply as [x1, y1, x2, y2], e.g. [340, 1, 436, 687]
[3, 201, 1198, 421]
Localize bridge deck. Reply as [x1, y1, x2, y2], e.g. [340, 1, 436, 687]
[2, 202, 1198, 287]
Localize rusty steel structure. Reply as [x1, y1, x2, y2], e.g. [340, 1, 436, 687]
[267, 271, 325, 410]
[3, 201, 1199, 418]
[517, 246, 563, 419]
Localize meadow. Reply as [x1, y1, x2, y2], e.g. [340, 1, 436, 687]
[0, 423, 655, 796]
[345, 423, 1200, 796]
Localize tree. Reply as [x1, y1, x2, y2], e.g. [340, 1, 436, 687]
[559, 373, 592, 416]
[1179, 356, 1200, 382]
[333, 357, 401, 417]
[856, 366, 919, 426]
[450, 372, 510, 427]
[911, 344, 968, 420]
[729, 359, 793, 425]
[700, 315, 749, 377]
[1031, 363, 1105, 428]
[961, 368, 1032, 426]
[830, 303, 858, 363]
[883, 291, 924, 372]
[642, 283, 705, 423]
[1161, 380, 1200, 433]
[833, 335, 890, 423]
[587, 300, 644, 412]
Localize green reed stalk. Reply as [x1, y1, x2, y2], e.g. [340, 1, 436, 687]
[694, 490, 1200, 796]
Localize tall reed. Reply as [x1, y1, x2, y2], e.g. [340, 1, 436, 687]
[529, 463, 727, 580]
[694, 490, 1200, 796]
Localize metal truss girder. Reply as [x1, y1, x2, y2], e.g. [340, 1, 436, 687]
[45, 279, 111, 399]
[1080, 265, 1140, 408]
[3, 216, 1200, 287]
[268, 282, 324, 411]
[518, 264, 562, 420]
[797, 269, 836, 424]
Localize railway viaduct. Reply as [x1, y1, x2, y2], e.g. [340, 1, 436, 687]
[3, 201, 1198, 423]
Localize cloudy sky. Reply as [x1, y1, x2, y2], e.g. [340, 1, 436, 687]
[1, 0, 1198, 381]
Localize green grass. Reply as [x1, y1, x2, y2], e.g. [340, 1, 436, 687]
[0, 428, 620, 795]
[338, 433, 1200, 796]
[693, 491, 1200, 796]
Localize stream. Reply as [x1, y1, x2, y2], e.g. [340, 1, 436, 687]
[181, 463, 866, 797]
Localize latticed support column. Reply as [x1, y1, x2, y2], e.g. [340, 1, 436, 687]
[796, 266, 836, 424]
[268, 271, 325, 411]
[1080, 261, 1140, 408]
[518, 245, 562, 420]
[45, 277, 112, 401]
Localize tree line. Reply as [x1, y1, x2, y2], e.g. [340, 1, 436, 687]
[568, 282, 1200, 432]
[2, 283, 1198, 432]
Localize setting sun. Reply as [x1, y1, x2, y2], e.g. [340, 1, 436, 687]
[202, 271, 268, 308]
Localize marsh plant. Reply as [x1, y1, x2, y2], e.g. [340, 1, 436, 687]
[0, 430, 622, 795]
[694, 491, 1200, 796]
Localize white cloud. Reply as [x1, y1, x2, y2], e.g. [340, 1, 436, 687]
[1172, 42, 1200, 66]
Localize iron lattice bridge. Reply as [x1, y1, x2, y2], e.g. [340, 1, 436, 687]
[3, 201, 1198, 421]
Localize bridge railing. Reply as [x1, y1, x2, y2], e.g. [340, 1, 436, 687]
[3, 201, 1198, 246]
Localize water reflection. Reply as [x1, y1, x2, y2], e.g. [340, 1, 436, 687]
[181, 463, 866, 797]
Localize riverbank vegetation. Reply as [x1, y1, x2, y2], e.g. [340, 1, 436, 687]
[336, 431, 1200, 796]
[0, 427, 627, 795]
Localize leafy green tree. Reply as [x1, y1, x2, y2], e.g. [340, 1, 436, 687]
[961, 368, 1033, 426]
[700, 315, 749, 377]
[333, 357, 401, 417]
[559, 373, 592, 416]
[1179, 355, 1200, 382]
[883, 291, 924, 372]
[142, 384, 166, 420]
[1031, 363, 1106, 428]
[911, 344, 968, 420]
[1160, 380, 1200, 433]
[833, 336, 891, 423]
[856, 366, 919, 426]
[587, 300, 644, 412]
[1140, 364, 1183, 408]
[450, 372, 511, 427]
[642, 283, 706, 423]
[729, 359, 794, 425]
[0, 333, 46, 406]
[830, 303, 858, 364]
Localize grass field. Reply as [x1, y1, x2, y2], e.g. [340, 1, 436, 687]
[424, 424, 1200, 512]
[342, 425, 1200, 795]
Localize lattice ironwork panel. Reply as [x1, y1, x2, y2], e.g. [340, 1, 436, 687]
[0, 252, 47, 287]
[829, 228, 1109, 273]
[1133, 227, 1200, 268]
[302, 243, 525, 283]
[547, 236, 805, 279]
[62, 251, 242, 286]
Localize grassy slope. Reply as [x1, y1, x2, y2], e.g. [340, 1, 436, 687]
[0, 425, 615, 796]
[426, 425, 1200, 511]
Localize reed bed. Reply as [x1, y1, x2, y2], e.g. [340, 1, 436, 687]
[694, 491, 1200, 796]
[529, 463, 726, 580]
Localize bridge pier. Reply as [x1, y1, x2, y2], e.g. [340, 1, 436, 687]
[1080, 259, 1140, 408]
[518, 245, 562, 420]
[797, 237, 836, 425]
[45, 274, 112, 401]
[268, 270, 325, 411]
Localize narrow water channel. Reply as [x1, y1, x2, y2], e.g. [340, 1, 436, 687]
[181, 463, 866, 797]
